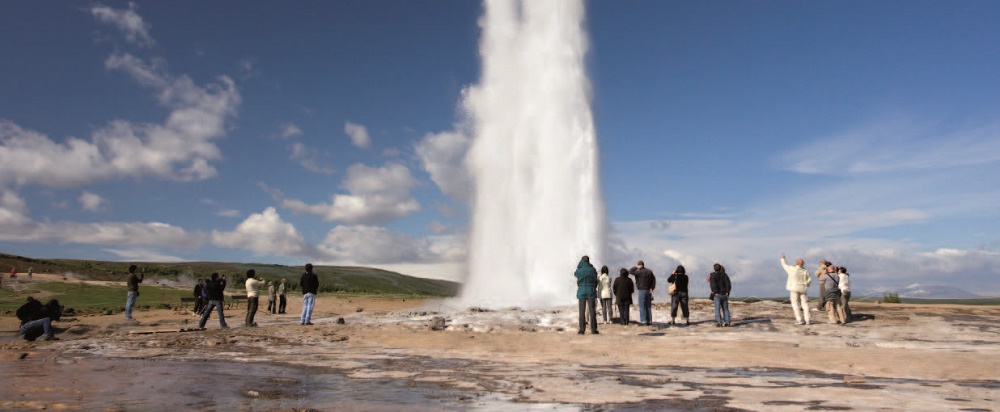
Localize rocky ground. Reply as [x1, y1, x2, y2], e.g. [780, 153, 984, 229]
[1, 279, 998, 411]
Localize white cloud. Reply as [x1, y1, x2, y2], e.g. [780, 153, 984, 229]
[216, 209, 241, 218]
[0, 52, 239, 188]
[211, 207, 313, 257]
[344, 121, 371, 149]
[279, 123, 303, 139]
[103, 248, 185, 262]
[79, 192, 110, 212]
[318, 225, 427, 263]
[289, 142, 335, 175]
[776, 116, 1000, 175]
[415, 130, 473, 200]
[281, 163, 420, 225]
[90, 3, 155, 48]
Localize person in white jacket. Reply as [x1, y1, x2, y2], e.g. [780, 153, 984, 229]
[596, 266, 614, 324]
[781, 254, 812, 325]
[838, 266, 851, 322]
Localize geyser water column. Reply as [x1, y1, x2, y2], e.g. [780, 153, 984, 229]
[462, 0, 607, 307]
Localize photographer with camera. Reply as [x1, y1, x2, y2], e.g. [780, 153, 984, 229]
[198, 272, 229, 329]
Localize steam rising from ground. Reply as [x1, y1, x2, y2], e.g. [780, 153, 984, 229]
[462, 0, 606, 307]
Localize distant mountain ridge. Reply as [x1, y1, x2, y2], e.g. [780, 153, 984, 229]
[864, 284, 981, 299]
[0, 252, 460, 297]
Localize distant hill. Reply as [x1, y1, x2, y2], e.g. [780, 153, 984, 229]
[864, 284, 981, 299]
[0, 252, 460, 297]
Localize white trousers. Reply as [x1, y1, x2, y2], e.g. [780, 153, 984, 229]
[790, 291, 810, 323]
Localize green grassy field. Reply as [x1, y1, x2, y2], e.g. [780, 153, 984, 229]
[1, 252, 461, 315]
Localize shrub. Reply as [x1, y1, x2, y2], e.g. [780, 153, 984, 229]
[882, 292, 901, 304]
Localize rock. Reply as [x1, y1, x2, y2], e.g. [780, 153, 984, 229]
[355, 307, 364, 312]
[19, 353, 28, 360]
[429, 316, 447, 331]
[336, 317, 346, 324]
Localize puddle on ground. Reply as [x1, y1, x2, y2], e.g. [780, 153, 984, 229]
[0, 353, 564, 411]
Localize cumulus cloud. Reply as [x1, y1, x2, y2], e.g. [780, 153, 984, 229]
[314, 225, 465, 265]
[211, 207, 314, 257]
[79, 192, 110, 212]
[280, 163, 420, 225]
[90, 3, 154, 48]
[0, 53, 239, 188]
[318, 225, 427, 264]
[344, 121, 371, 149]
[415, 130, 473, 200]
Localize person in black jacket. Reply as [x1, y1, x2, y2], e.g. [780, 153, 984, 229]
[629, 261, 656, 326]
[612, 268, 634, 325]
[709, 263, 732, 327]
[300, 263, 319, 326]
[667, 265, 690, 325]
[198, 273, 229, 329]
[17, 297, 62, 341]
[192, 279, 205, 315]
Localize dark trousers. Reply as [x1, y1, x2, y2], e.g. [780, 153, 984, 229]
[278, 294, 287, 313]
[617, 303, 631, 325]
[193, 297, 205, 314]
[670, 292, 690, 319]
[578, 298, 597, 333]
[841, 291, 852, 321]
[600, 298, 612, 322]
[817, 283, 827, 310]
[245, 296, 259, 325]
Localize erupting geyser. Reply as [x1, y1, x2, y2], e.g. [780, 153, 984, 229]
[461, 0, 607, 307]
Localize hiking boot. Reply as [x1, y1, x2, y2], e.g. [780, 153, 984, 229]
[43, 335, 60, 341]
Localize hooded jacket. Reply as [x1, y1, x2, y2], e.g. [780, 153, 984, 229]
[300, 270, 319, 295]
[781, 257, 812, 293]
[667, 273, 689, 294]
[574, 259, 598, 299]
[205, 278, 227, 301]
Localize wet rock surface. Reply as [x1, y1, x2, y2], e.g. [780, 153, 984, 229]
[1, 297, 998, 410]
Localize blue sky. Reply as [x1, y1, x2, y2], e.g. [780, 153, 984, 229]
[1, 1, 998, 297]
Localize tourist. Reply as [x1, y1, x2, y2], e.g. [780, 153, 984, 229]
[200, 279, 210, 315]
[573, 256, 599, 335]
[198, 273, 229, 329]
[27, 267, 32, 280]
[629, 260, 656, 326]
[709, 263, 732, 327]
[193, 279, 205, 315]
[16, 297, 62, 341]
[124, 264, 144, 320]
[300, 263, 319, 325]
[278, 278, 288, 314]
[667, 265, 690, 325]
[838, 266, 852, 322]
[596, 265, 613, 324]
[10, 266, 16, 278]
[244, 269, 266, 327]
[820, 265, 846, 324]
[613, 268, 634, 325]
[815, 260, 831, 311]
[267, 281, 277, 314]
[781, 254, 812, 325]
